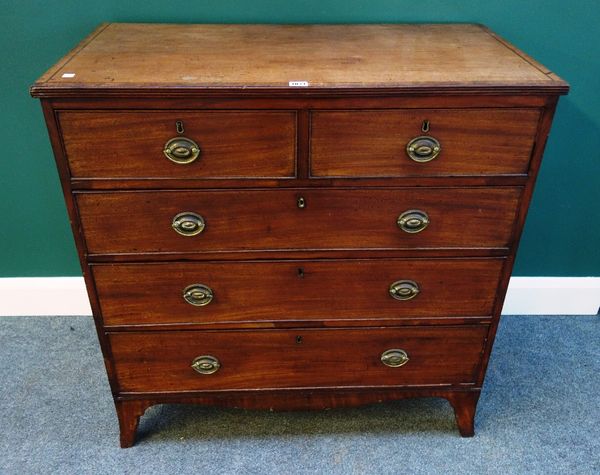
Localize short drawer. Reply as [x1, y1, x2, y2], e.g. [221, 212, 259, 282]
[310, 109, 540, 177]
[93, 258, 504, 326]
[110, 325, 488, 392]
[77, 187, 521, 254]
[58, 111, 296, 179]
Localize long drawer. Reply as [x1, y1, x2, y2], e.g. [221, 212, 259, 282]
[58, 111, 297, 179]
[93, 258, 504, 326]
[109, 325, 488, 392]
[77, 188, 521, 254]
[310, 109, 540, 177]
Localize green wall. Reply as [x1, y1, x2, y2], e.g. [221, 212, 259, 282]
[1, 1, 598, 277]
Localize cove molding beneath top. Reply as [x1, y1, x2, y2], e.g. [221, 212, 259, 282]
[0, 277, 598, 317]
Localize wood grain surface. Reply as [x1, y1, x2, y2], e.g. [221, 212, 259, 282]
[59, 110, 296, 178]
[31, 24, 567, 95]
[92, 258, 505, 325]
[77, 188, 522, 254]
[310, 109, 540, 177]
[109, 325, 488, 392]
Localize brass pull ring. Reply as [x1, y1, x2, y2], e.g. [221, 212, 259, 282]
[389, 280, 420, 301]
[381, 349, 410, 368]
[183, 284, 214, 306]
[397, 210, 430, 233]
[406, 135, 441, 163]
[164, 136, 201, 164]
[191, 355, 220, 375]
[172, 212, 205, 236]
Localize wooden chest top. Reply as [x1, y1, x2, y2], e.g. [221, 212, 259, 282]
[31, 23, 568, 96]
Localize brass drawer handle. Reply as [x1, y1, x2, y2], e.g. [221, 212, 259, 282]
[164, 136, 201, 164]
[172, 212, 205, 236]
[406, 135, 441, 162]
[389, 280, 420, 301]
[381, 349, 409, 368]
[183, 284, 213, 306]
[191, 355, 220, 375]
[397, 210, 430, 233]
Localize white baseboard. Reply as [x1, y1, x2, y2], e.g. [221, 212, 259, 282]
[0, 277, 93, 316]
[0, 277, 598, 317]
[502, 277, 599, 315]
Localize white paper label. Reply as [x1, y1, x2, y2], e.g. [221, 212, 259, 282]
[288, 81, 309, 87]
[61, 73, 76, 78]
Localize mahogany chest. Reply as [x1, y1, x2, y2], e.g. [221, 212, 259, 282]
[31, 23, 568, 447]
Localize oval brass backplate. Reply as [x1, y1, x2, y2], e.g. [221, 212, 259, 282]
[381, 349, 410, 368]
[164, 136, 201, 164]
[183, 284, 214, 306]
[406, 135, 441, 163]
[397, 210, 430, 234]
[191, 355, 220, 375]
[389, 280, 420, 301]
[172, 212, 206, 236]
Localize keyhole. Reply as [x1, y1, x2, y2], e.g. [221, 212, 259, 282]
[297, 197, 306, 209]
[176, 120, 185, 134]
[297, 267, 304, 278]
[421, 120, 430, 133]
[296, 335, 303, 344]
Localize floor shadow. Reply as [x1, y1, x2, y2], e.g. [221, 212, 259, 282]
[136, 397, 461, 444]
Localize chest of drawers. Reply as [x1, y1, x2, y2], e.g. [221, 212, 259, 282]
[31, 23, 568, 447]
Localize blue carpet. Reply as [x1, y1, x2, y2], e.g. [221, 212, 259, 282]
[0, 316, 598, 474]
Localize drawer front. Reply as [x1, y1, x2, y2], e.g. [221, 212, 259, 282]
[59, 111, 296, 178]
[110, 326, 488, 392]
[77, 188, 521, 254]
[310, 109, 540, 177]
[93, 259, 504, 326]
